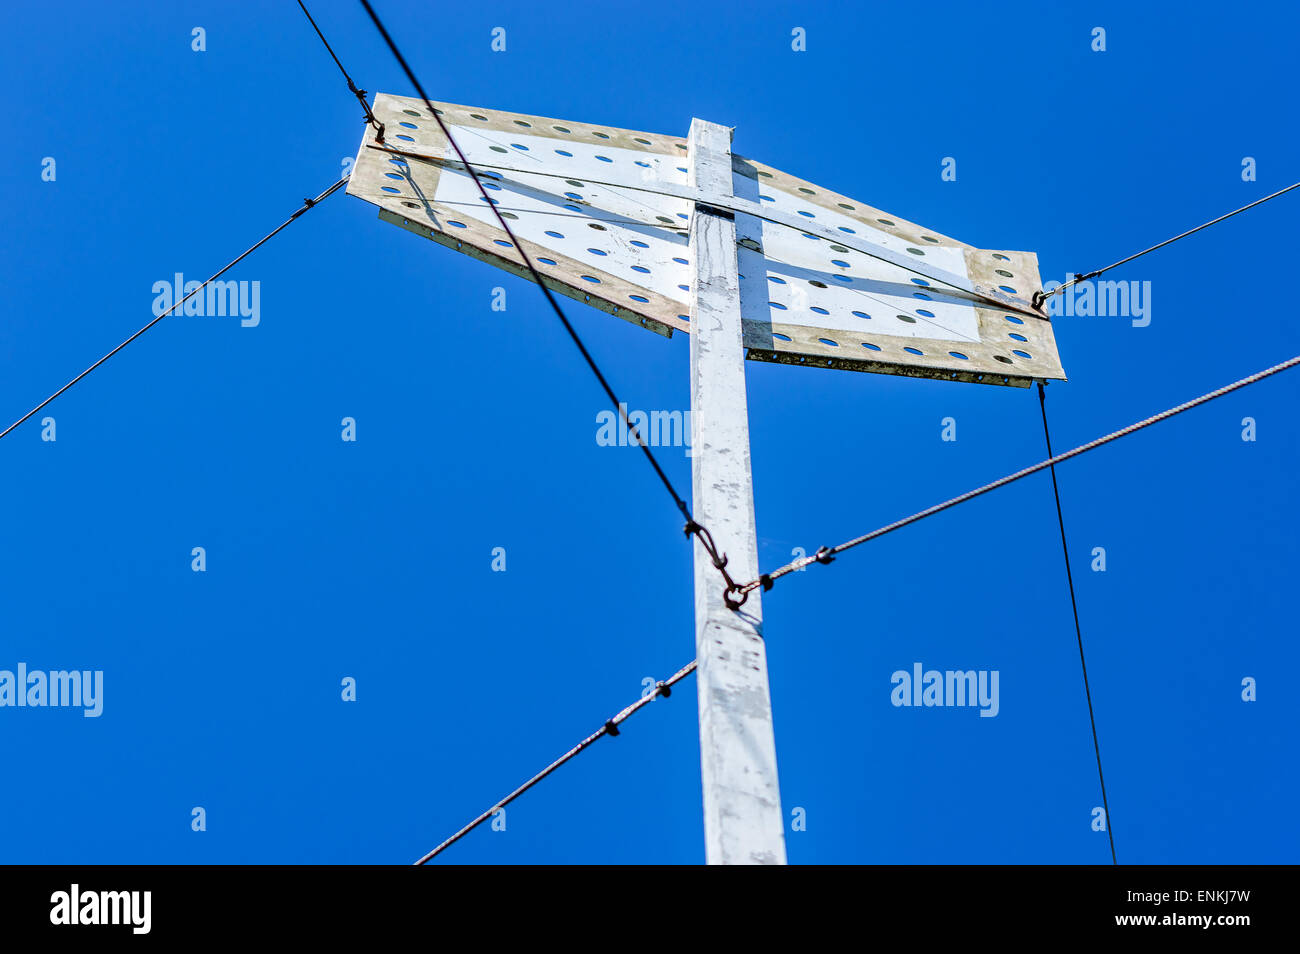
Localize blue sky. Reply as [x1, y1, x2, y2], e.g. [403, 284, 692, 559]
[1, 0, 1296, 864]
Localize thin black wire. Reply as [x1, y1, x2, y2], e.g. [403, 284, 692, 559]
[354, 0, 1288, 867]
[1037, 383, 1117, 865]
[1036, 181, 1300, 305]
[0, 176, 350, 444]
[737, 353, 1300, 595]
[355, 1, 745, 597]
[296, 0, 386, 141]
[414, 660, 697, 865]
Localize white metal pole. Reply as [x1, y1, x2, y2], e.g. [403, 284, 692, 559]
[687, 118, 787, 865]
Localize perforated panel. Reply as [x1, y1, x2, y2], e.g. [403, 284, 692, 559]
[347, 95, 1066, 386]
[731, 158, 1064, 387]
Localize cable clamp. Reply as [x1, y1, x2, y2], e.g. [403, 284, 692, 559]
[686, 519, 745, 609]
[814, 546, 835, 565]
[685, 521, 729, 571]
[723, 584, 749, 611]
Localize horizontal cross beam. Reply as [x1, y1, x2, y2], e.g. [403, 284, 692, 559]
[367, 143, 1045, 320]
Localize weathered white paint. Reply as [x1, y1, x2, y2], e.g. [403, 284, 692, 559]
[388, 139, 1016, 317]
[433, 156, 693, 308]
[349, 95, 1066, 384]
[688, 118, 787, 866]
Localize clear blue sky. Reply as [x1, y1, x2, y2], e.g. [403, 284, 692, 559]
[1, 0, 1296, 864]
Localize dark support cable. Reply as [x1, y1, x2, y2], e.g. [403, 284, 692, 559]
[735, 353, 1300, 596]
[356, 0, 735, 591]
[0, 177, 350, 444]
[1037, 383, 1118, 866]
[1034, 181, 1300, 307]
[413, 660, 697, 864]
[297, 0, 385, 141]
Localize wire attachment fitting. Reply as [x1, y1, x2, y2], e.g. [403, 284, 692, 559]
[723, 583, 749, 611]
[685, 520, 748, 610]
